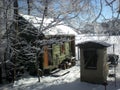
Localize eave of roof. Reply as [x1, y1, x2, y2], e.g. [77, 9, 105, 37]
[76, 41, 111, 48]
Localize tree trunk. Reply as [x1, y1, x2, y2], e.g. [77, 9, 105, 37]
[13, 0, 19, 81]
[35, 0, 48, 82]
[27, 0, 30, 15]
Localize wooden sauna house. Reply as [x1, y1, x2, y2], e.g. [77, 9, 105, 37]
[76, 41, 111, 84]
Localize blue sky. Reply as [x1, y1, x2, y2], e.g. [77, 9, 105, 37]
[18, 0, 119, 22]
[99, 0, 119, 21]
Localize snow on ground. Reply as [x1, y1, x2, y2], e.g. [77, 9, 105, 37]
[1, 60, 120, 90]
[0, 62, 80, 90]
[1, 35, 120, 90]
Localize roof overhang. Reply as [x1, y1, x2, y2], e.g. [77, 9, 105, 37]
[76, 41, 111, 49]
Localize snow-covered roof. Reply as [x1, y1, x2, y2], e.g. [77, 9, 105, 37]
[20, 14, 77, 35]
[77, 40, 111, 48]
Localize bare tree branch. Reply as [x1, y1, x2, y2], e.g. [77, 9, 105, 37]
[92, 0, 103, 22]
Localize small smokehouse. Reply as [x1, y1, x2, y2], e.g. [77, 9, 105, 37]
[76, 41, 111, 84]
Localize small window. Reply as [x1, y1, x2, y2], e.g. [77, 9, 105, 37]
[83, 49, 97, 69]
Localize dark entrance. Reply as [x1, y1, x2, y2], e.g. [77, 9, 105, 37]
[83, 49, 97, 69]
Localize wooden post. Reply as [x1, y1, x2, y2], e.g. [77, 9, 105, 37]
[105, 85, 107, 90]
[113, 44, 115, 53]
[78, 47, 80, 60]
[114, 65, 116, 87]
[102, 81, 108, 90]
